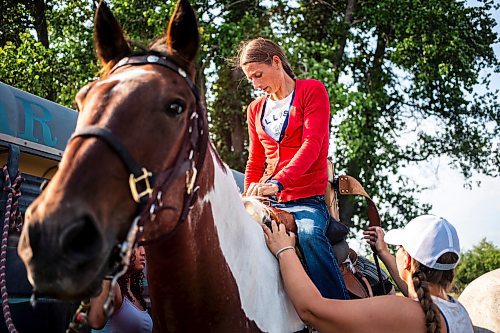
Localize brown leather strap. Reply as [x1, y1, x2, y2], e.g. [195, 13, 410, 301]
[340, 264, 370, 298]
[267, 206, 297, 234]
[325, 160, 340, 220]
[337, 175, 381, 228]
[336, 175, 386, 295]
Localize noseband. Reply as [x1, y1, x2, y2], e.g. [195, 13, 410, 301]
[69, 53, 208, 265]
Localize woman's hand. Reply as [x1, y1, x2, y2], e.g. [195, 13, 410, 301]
[262, 220, 296, 256]
[245, 182, 279, 197]
[363, 226, 389, 255]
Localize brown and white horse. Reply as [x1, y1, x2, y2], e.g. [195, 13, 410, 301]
[17, 1, 303, 332]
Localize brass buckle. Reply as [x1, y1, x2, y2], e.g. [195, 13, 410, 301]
[129, 168, 153, 203]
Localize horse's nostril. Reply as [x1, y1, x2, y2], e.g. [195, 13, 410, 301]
[59, 215, 101, 256]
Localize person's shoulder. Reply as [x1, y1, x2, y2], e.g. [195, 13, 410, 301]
[297, 78, 326, 89]
[247, 95, 267, 111]
[296, 79, 328, 101]
[296, 79, 327, 95]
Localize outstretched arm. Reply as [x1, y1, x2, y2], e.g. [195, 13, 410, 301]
[363, 226, 408, 296]
[88, 280, 122, 329]
[263, 222, 425, 333]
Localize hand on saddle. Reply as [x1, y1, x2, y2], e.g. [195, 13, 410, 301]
[245, 182, 279, 197]
[262, 220, 296, 259]
[363, 226, 390, 255]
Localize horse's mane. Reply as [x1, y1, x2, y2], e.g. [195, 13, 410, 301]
[242, 196, 273, 224]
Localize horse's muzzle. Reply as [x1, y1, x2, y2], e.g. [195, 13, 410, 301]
[18, 213, 106, 299]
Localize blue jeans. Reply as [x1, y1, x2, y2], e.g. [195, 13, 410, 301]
[272, 195, 350, 300]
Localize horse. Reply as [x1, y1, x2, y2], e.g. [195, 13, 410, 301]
[458, 268, 500, 333]
[17, 0, 304, 332]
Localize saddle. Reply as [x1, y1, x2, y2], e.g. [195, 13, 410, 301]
[325, 159, 391, 298]
[242, 160, 391, 299]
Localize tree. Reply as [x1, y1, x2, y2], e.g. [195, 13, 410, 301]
[1, 0, 498, 234]
[207, 2, 273, 170]
[454, 239, 500, 293]
[275, 0, 499, 231]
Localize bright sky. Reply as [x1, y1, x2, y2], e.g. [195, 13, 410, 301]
[403, 1, 500, 251]
[350, 1, 499, 254]
[417, 1, 500, 250]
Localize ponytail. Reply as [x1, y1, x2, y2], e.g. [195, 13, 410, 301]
[412, 270, 441, 333]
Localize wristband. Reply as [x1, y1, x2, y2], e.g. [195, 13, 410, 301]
[274, 246, 295, 259]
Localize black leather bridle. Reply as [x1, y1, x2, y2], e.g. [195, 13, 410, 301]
[64, 55, 209, 330]
[69, 52, 208, 279]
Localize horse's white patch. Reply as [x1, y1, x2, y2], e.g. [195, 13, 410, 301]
[204, 153, 304, 333]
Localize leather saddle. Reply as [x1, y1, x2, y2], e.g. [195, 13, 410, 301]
[247, 202, 386, 299]
[242, 160, 390, 298]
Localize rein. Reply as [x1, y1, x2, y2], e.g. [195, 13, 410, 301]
[65, 54, 208, 332]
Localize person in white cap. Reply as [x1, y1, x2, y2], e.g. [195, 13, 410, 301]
[262, 215, 474, 333]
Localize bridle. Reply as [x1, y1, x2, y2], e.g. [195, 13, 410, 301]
[71, 54, 208, 243]
[65, 54, 209, 332]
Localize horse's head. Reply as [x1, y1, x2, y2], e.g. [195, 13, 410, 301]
[18, 0, 203, 299]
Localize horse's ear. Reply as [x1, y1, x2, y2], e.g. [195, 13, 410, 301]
[94, 0, 130, 65]
[166, 0, 200, 64]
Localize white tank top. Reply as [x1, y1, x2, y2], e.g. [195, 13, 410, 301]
[432, 295, 474, 333]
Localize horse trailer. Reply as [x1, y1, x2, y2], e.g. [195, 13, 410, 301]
[0, 81, 81, 333]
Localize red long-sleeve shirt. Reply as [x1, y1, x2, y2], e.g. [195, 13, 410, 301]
[244, 79, 329, 202]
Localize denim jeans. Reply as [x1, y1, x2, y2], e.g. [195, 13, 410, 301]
[271, 195, 350, 300]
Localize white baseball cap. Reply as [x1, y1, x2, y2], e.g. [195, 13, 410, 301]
[384, 215, 461, 270]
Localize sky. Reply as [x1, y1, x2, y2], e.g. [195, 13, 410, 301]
[400, 1, 500, 252]
[350, 1, 500, 254]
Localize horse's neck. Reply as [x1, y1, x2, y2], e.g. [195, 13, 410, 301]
[145, 150, 303, 333]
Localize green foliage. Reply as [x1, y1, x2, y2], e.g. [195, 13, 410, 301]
[0, 32, 57, 100]
[454, 239, 500, 293]
[0, 0, 498, 232]
[0, 0, 31, 46]
[277, 0, 499, 229]
[207, 2, 274, 171]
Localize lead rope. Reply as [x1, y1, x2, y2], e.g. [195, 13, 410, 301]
[1, 165, 23, 333]
[65, 216, 140, 333]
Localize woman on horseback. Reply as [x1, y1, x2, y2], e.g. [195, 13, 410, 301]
[236, 37, 349, 300]
[263, 215, 474, 333]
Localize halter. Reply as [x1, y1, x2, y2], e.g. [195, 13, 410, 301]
[71, 54, 207, 241]
[65, 54, 209, 331]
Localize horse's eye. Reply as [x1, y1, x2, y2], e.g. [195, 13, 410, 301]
[168, 101, 185, 116]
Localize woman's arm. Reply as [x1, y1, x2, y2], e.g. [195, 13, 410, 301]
[263, 222, 425, 333]
[88, 280, 122, 329]
[364, 226, 408, 296]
